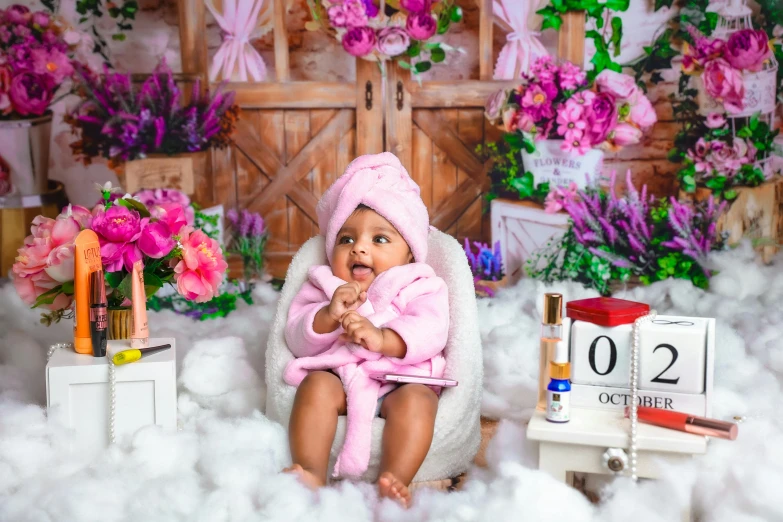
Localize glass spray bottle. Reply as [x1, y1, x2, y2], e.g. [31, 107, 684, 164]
[537, 293, 564, 411]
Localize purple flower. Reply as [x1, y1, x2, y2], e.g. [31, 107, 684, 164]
[725, 29, 771, 72]
[559, 61, 587, 90]
[342, 27, 376, 57]
[401, 0, 431, 12]
[406, 13, 437, 41]
[376, 26, 410, 57]
[361, 0, 380, 17]
[137, 220, 176, 259]
[8, 72, 52, 116]
[530, 56, 559, 83]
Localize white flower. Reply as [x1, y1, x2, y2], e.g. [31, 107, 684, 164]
[94, 182, 122, 194]
[122, 193, 141, 202]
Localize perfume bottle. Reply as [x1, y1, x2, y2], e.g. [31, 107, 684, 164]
[537, 293, 564, 411]
[546, 361, 571, 423]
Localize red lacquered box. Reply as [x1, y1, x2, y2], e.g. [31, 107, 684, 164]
[566, 297, 650, 327]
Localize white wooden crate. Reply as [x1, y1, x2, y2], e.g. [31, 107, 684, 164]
[490, 199, 569, 283]
[46, 338, 177, 452]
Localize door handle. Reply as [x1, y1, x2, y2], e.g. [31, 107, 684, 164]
[396, 81, 404, 111]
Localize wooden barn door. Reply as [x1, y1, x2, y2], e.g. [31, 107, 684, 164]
[179, 0, 384, 278]
[383, 0, 511, 242]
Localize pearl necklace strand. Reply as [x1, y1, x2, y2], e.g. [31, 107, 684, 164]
[47, 343, 117, 445]
[629, 311, 657, 482]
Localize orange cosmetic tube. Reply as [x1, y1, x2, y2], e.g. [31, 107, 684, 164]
[73, 230, 103, 354]
[130, 260, 149, 348]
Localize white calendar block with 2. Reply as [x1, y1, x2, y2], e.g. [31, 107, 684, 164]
[570, 321, 632, 388]
[639, 316, 709, 394]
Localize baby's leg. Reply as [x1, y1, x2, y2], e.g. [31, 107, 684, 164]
[284, 371, 347, 489]
[377, 384, 439, 507]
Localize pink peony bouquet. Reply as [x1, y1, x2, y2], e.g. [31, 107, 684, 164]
[309, 0, 463, 77]
[682, 27, 774, 113]
[12, 183, 228, 324]
[485, 56, 657, 155]
[0, 4, 94, 119]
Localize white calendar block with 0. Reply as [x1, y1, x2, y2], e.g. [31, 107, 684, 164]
[570, 322, 632, 387]
[638, 315, 709, 394]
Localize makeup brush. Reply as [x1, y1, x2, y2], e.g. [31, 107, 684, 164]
[111, 344, 171, 366]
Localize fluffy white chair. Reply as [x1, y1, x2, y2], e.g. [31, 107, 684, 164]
[265, 229, 483, 482]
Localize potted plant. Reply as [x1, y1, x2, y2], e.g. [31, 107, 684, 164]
[65, 59, 240, 199]
[0, 4, 93, 197]
[527, 171, 728, 296]
[464, 238, 505, 297]
[11, 182, 228, 335]
[483, 56, 658, 196]
[225, 208, 268, 289]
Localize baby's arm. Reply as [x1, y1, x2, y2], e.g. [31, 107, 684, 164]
[284, 282, 342, 358]
[381, 277, 449, 364]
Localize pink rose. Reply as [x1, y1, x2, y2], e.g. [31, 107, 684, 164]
[611, 123, 643, 146]
[702, 59, 745, 114]
[376, 26, 410, 57]
[8, 72, 52, 116]
[501, 107, 518, 132]
[485, 88, 507, 122]
[342, 27, 376, 57]
[406, 13, 437, 41]
[628, 95, 657, 131]
[725, 29, 771, 72]
[137, 220, 175, 259]
[705, 113, 726, 129]
[595, 70, 640, 100]
[586, 92, 617, 145]
[173, 226, 228, 303]
[64, 204, 94, 229]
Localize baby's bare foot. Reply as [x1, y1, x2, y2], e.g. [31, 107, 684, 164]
[283, 464, 325, 490]
[378, 471, 411, 508]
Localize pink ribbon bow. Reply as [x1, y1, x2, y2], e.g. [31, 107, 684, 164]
[493, 0, 548, 80]
[205, 0, 268, 82]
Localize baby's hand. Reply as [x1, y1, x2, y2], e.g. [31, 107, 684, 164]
[328, 282, 367, 322]
[339, 311, 384, 352]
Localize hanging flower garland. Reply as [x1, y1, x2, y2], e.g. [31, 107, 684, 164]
[306, 0, 463, 77]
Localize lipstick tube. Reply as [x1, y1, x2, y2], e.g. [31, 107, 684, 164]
[625, 406, 738, 440]
[89, 270, 108, 357]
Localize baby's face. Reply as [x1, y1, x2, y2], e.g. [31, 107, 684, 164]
[332, 208, 413, 290]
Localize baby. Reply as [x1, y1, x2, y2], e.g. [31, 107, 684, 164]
[281, 153, 450, 507]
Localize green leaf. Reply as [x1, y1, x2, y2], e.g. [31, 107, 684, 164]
[723, 189, 737, 200]
[606, 0, 630, 11]
[111, 33, 126, 41]
[32, 285, 63, 308]
[407, 41, 421, 57]
[61, 280, 75, 295]
[539, 10, 563, 32]
[397, 60, 412, 70]
[143, 272, 163, 298]
[509, 173, 534, 198]
[118, 273, 133, 302]
[610, 17, 623, 57]
[106, 271, 124, 288]
[437, 15, 450, 35]
[607, 60, 622, 73]
[430, 47, 446, 63]
[414, 61, 432, 73]
[117, 197, 151, 217]
[705, 176, 726, 191]
[450, 6, 463, 23]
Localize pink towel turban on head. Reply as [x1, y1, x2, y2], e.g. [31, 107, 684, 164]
[316, 152, 430, 265]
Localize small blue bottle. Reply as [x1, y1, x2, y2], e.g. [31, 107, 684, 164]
[546, 362, 571, 423]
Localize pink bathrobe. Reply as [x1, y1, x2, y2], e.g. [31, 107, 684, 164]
[283, 262, 449, 478]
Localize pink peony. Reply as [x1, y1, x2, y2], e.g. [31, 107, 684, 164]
[133, 188, 195, 225]
[611, 123, 643, 147]
[13, 270, 71, 310]
[173, 226, 227, 302]
[702, 59, 745, 114]
[45, 243, 75, 283]
[138, 220, 175, 259]
[155, 202, 189, 235]
[586, 92, 617, 145]
[406, 13, 437, 41]
[342, 27, 376, 57]
[725, 29, 771, 72]
[8, 72, 52, 116]
[705, 113, 726, 129]
[91, 205, 143, 272]
[595, 69, 640, 100]
[376, 26, 410, 57]
[628, 95, 657, 131]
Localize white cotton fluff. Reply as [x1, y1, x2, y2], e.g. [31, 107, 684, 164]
[0, 243, 782, 521]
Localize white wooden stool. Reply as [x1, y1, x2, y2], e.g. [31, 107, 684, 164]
[46, 338, 177, 453]
[527, 408, 707, 522]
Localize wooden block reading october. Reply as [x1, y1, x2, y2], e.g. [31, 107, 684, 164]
[122, 156, 196, 195]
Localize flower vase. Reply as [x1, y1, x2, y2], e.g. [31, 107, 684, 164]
[0, 112, 52, 197]
[474, 277, 507, 298]
[114, 151, 209, 201]
[521, 139, 604, 190]
[108, 307, 133, 340]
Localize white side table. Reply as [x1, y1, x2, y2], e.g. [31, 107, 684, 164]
[46, 338, 177, 453]
[527, 408, 707, 522]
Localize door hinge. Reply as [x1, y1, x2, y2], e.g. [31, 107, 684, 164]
[365, 81, 373, 110]
[396, 81, 404, 111]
